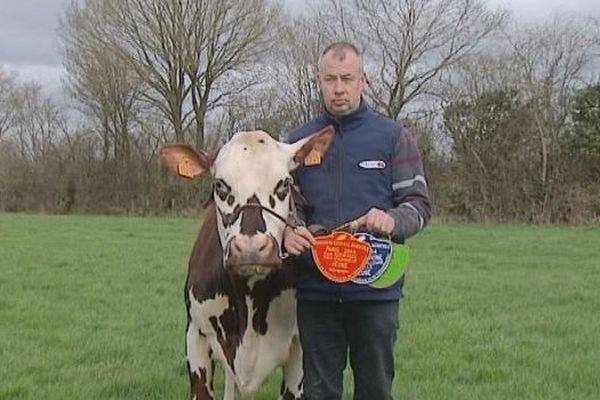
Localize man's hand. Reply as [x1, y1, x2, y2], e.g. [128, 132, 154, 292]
[350, 208, 395, 236]
[283, 226, 315, 256]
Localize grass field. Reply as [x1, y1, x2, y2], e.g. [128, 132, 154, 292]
[1, 213, 599, 399]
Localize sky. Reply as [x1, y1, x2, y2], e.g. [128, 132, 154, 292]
[1, 0, 599, 95]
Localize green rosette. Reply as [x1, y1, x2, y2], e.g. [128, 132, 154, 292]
[369, 243, 409, 289]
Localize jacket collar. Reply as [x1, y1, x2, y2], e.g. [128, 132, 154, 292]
[323, 98, 370, 131]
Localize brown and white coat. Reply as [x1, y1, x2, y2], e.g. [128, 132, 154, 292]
[158, 128, 333, 400]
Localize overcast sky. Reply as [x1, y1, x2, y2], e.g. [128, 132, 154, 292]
[1, 0, 599, 94]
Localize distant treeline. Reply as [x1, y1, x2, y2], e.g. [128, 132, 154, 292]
[1, 0, 599, 222]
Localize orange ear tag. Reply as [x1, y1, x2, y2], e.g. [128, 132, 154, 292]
[311, 231, 372, 283]
[177, 158, 195, 178]
[304, 149, 322, 166]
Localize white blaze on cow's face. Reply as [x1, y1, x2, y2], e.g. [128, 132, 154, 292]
[212, 131, 299, 274]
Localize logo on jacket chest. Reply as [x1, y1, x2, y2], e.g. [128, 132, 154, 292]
[358, 160, 387, 169]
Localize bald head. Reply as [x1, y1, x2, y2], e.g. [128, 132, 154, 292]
[318, 42, 364, 73]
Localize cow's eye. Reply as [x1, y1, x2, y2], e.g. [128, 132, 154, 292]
[274, 178, 291, 200]
[214, 179, 231, 201]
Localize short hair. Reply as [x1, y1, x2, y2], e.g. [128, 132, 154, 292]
[318, 41, 364, 71]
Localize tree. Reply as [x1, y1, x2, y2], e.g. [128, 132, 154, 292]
[313, 0, 508, 119]
[0, 67, 17, 140]
[570, 84, 600, 158]
[60, 4, 144, 161]
[507, 16, 600, 219]
[10, 82, 67, 161]
[222, 15, 327, 138]
[61, 0, 280, 148]
[271, 16, 326, 126]
[443, 88, 534, 217]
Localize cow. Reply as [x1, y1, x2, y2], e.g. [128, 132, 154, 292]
[158, 127, 334, 400]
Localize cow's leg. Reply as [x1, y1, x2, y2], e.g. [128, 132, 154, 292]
[280, 334, 303, 400]
[186, 322, 214, 400]
[224, 369, 235, 400]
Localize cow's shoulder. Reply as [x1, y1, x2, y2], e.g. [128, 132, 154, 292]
[186, 203, 226, 301]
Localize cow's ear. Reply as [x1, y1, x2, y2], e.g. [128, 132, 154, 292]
[289, 125, 335, 170]
[158, 144, 212, 179]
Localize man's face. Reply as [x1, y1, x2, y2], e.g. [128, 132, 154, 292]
[317, 51, 366, 116]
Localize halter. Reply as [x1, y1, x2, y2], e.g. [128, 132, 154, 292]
[206, 181, 305, 231]
[234, 202, 302, 230]
[206, 184, 372, 240]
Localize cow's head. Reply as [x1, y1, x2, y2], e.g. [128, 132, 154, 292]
[158, 127, 334, 277]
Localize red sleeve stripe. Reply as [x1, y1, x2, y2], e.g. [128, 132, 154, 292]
[392, 153, 421, 167]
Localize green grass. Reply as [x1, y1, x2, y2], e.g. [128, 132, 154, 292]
[1, 213, 599, 399]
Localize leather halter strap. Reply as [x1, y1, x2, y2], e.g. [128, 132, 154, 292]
[234, 203, 302, 230]
[207, 181, 305, 231]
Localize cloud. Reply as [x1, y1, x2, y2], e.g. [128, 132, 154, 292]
[1, 0, 598, 93]
[0, 0, 68, 66]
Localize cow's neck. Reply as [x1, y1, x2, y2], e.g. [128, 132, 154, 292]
[226, 269, 278, 297]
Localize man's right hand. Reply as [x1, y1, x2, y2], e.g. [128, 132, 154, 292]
[283, 226, 315, 256]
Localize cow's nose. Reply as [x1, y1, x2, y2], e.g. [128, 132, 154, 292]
[228, 234, 274, 260]
[226, 234, 280, 274]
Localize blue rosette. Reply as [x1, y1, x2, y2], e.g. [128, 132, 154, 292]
[351, 233, 392, 285]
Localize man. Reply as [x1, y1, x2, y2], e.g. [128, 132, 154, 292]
[283, 42, 431, 400]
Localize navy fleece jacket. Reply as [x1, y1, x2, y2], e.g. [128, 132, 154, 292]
[287, 100, 431, 301]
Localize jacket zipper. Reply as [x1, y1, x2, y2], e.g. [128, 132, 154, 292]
[336, 125, 343, 227]
[336, 122, 344, 303]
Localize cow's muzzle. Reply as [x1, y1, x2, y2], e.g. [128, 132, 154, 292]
[224, 233, 281, 276]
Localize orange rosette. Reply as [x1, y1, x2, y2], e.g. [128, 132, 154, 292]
[311, 231, 372, 283]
